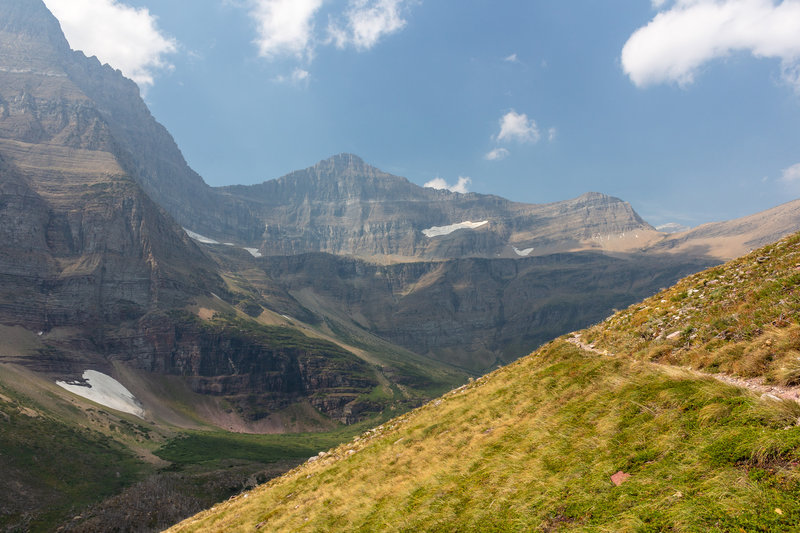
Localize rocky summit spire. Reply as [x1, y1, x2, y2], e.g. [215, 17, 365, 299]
[0, 0, 264, 242]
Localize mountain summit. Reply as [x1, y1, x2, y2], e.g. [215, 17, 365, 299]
[219, 155, 660, 259]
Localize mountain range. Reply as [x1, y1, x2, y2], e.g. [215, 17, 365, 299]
[1, 0, 799, 531]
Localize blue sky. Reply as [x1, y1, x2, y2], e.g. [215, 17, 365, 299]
[43, 0, 800, 227]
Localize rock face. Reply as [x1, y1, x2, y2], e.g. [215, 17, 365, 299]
[0, 0, 260, 242]
[0, 149, 215, 333]
[264, 251, 716, 372]
[221, 154, 661, 259]
[100, 315, 379, 424]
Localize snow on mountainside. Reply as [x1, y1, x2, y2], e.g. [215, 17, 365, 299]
[56, 370, 144, 418]
[422, 221, 489, 238]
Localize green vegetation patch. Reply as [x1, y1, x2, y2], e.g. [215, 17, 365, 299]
[0, 386, 145, 532]
[155, 431, 350, 466]
[155, 411, 401, 467]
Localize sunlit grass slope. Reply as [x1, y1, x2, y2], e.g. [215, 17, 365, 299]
[169, 232, 800, 532]
[585, 232, 800, 386]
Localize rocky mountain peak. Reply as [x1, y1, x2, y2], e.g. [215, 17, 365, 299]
[0, 0, 64, 40]
[300, 153, 393, 184]
[0, 0, 71, 71]
[565, 191, 651, 229]
[313, 153, 370, 175]
[575, 191, 610, 201]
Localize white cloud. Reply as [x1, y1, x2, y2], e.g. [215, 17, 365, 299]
[548, 127, 557, 142]
[248, 0, 323, 59]
[622, 0, 800, 90]
[485, 148, 510, 161]
[329, 0, 412, 50]
[781, 162, 800, 182]
[239, 0, 415, 73]
[424, 176, 472, 194]
[43, 0, 177, 88]
[275, 68, 311, 85]
[293, 68, 310, 82]
[496, 110, 541, 144]
[504, 53, 519, 63]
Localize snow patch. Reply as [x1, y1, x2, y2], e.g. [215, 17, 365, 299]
[184, 228, 219, 245]
[422, 220, 489, 238]
[56, 370, 144, 418]
[185, 228, 264, 258]
[513, 247, 534, 257]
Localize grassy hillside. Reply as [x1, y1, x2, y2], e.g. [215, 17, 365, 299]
[585, 232, 800, 386]
[169, 232, 800, 532]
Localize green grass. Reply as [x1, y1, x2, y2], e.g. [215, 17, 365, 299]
[168, 341, 800, 532]
[155, 409, 404, 468]
[156, 431, 356, 466]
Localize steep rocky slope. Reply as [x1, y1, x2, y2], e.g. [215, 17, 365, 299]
[169, 232, 800, 533]
[0, 0, 259, 241]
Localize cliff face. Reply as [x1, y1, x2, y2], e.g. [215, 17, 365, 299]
[0, 154, 214, 332]
[220, 154, 660, 260]
[264, 251, 716, 372]
[98, 315, 379, 424]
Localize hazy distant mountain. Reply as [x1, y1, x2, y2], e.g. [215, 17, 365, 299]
[651, 198, 800, 260]
[656, 222, 691, 233]
[219, 154, 662, 260]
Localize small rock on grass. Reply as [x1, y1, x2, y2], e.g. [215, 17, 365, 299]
[611, 471, 631, 486]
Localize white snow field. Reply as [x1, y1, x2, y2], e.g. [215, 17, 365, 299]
[184, 228, 263, 258]
[422, 220, 489, 238]
[513, 246, 534, 257]
[183, 228, 220, 244]
[56, 370, 145, 418]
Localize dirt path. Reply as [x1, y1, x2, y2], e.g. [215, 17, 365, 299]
[567, 333, 800, 403]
